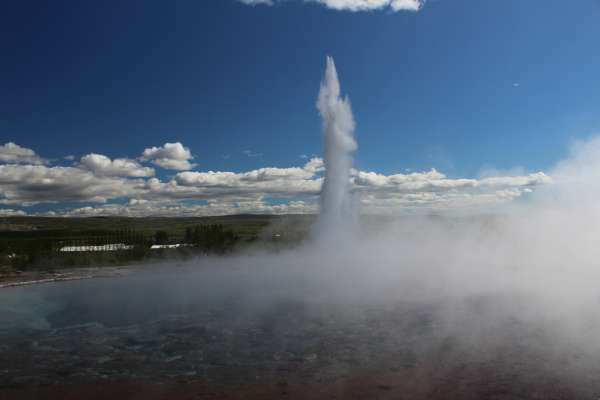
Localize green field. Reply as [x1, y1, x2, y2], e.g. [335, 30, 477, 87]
[0, 215, 315, 274]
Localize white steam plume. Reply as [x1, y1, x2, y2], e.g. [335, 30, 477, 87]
[315, 56, 358, 238]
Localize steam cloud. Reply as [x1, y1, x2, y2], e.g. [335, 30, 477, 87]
[192, 59, 600, 379]
[315, 57, 358, 238]
[186, 60, 600, 392]
[196, 134, 600, 393]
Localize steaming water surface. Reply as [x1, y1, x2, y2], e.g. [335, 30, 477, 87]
[3, 248, 600, 399]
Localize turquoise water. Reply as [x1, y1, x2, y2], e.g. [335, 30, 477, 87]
[0, 267, 260, 334]
[0, 285, 64, 331]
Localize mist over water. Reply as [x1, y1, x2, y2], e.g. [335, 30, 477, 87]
[208, 58, 600, 389]
[222, 58, 600, 392]
[72, 59, 600, 372]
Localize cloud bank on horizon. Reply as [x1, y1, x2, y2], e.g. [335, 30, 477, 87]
[0, 139, 553, 217]
[239, 0, 425, 12]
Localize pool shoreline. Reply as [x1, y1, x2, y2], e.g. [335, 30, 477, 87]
[0, 266, 136, 289]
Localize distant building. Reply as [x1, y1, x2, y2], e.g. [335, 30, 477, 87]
[150, 244, 184, 250]
[60, 244, 133, 252]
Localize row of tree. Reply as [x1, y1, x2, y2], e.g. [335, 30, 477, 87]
[0, 224, 240, 270]
[184, 225, 239, 254]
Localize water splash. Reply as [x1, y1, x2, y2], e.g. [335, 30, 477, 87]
[314, 56, 358, 238]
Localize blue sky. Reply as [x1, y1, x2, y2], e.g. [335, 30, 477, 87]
[1, 0, 599, 216]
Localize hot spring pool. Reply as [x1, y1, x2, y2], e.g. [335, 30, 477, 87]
[2, 265, 600, 400]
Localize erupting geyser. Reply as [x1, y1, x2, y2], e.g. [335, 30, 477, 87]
[315, 57, 358, 238]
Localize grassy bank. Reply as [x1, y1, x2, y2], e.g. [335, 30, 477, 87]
[0, 214, 314, 275]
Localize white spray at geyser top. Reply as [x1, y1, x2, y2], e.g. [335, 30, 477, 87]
[314, 56, 358, 239]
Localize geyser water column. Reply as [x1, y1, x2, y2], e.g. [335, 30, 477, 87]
[315, 56, 358, 238]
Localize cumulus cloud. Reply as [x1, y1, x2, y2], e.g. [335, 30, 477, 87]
[353, 169, 550, 193]
[79, 153, 155, 178]
[52, 199, 315, 218]
[389, 0, 423, 11]
[238, 0, 425, 12]
[353, 169, 551, 214]
[316, 0, 423, 12]
[0, 164, 144, 206]
[0, 142, 47, 165]
[140, 142, 195, 171]
[172, 158, 324, 200]
[239, 0, 273, 5]
[0, 141, 553, 216]
[0, 208, 27, 217]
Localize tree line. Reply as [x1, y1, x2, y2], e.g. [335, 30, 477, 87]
[0, 224, 239, 271]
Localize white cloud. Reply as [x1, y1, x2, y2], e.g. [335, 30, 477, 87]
[0, 164, 144, 205]
[316, 0, 423, 12]
[389, 0, 423, 11]
[0, 208, 27, 216]
[239, 0, 274, 5]
[353, 168, 551, 214]
[238, 0, 425, 12]
[53, 199, 315, 218]
[0, 142, 552, 216]
[172, 158, 324, 199]
[140, 142, 195, 171]
[0, 142, 47, 165]
[80, 153, 155, 178]
[353, 169, 550, 193]
[243, 150, 264, 158]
